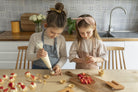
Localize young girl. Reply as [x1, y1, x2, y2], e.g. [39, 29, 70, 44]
[69, 14, 107, 69]
[27, 2, 67, 75]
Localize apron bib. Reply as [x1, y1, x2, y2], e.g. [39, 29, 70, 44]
[76, 38, 98, 69]
[32, 30, 59, 69]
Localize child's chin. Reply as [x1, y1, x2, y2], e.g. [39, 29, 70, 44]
[83, 37, 89, 39]
[50, 36, 55, 39]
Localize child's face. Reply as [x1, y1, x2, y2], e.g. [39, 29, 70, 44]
[46, 27, 64, 39]
[78, 27, 94, 39]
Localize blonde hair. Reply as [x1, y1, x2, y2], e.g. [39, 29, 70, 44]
[75, 14, 101, 49]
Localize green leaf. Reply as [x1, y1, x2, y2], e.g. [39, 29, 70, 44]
[67, 17, 76, 34]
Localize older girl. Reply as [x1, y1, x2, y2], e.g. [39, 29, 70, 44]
[27, 2, 67, 75]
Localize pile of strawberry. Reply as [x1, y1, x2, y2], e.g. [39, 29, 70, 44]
[77, 73, 94, 84]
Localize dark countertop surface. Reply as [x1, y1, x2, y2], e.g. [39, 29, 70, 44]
[99, 31, 138, 38]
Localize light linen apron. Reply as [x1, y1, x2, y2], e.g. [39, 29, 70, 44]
[76, 38, 98, 69]
[32, 30, 59, 69]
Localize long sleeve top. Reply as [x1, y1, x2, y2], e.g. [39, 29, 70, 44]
[26, 32, 67, 68]
[69, 38, 107, 69]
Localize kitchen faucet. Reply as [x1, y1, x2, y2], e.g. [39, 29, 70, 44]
[103, 7, 127, 37]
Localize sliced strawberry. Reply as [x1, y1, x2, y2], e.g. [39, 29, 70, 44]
[80, 79, 84, 84]
[11, 87, 15, 90]
[25, 71, 30, 74]
[82, 73, 86, 76]
[0, 78, 2, 82]
[87, 79, 92, 84]
[10, 73, 15, 75]
[77, 74, 81, 77]
[0, 86, 3, 89]
[21, 85, 25, 89]
[31, 82, 34, 85]
[18, 82, 22, 85]
[3, 88, 8, 92]
[8, 82, 14, 88]
[3, 75, 6, 78]
[85, 79, 89, 84]
[31, 75, 35, 79]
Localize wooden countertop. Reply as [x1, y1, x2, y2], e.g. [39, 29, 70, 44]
[0, 31, 138, 41]
[0, 69, 137, 92]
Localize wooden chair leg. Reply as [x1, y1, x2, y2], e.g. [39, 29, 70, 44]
[112, 50, 114, 69]
[15, 50, 20, 69]
[19, 50, 23, 69]
[108, 50, 110, 69]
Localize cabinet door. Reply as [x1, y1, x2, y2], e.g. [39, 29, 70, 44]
[62, 41, 76, 69]
[104, 41, 125, 47]
[0, 41, 28, 69]
[125, 41, 138, 70]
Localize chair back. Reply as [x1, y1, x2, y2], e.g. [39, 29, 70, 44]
[100, 46, 126, 70]
[15, 46, 32, 69]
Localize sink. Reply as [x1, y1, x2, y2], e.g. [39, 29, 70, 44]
[98, 31, 138, 38]
[98, 32, 114, 38]
[0, 31, 5, 34]
[102, 32, 115, 37]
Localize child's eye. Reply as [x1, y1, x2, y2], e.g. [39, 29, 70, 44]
[81, 33, 84, 35]
[51, 31, 55, 34]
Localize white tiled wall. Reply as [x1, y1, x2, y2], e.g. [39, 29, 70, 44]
[0, 0, 138, 32]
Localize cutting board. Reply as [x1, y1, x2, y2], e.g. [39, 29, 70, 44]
[65, 71, 113, 92]
[20, 13, 38, 32]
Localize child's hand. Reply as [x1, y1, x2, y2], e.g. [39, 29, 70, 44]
[37, 48, 47, 58]
[53, 65, 62, 75]
[86, 56, 96, 63]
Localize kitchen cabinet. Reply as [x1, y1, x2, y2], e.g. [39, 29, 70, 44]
[124, 41, 138, 70]
[0, 41, 28, 69]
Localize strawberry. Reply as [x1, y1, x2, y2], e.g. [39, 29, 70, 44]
[3, 88, 8, 92]
[31, 75, 35, 79]
[3, 75, 6, 78]
[25, 71, 30, 74]
[10, 77, 13, 79]
[0, 86, 3, 89]
[84, 79, 88, 84]
[77, 73, 94, 85]
[21, 85, 25, 89]
[80, 79, 85, 84]
[18, 82, 21, 85]
[82, 73, 86, 76]
[11, 87, 15, 90]
[0, 78, 2, 82]
[87, 79, 92, 84]
[31, 82, 34, 85]
[8, 82, 14, 88]
[10, 73, 14, 75]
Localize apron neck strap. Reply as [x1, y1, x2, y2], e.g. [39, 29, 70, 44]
[41, 29, 57, 48]
[92, 38, 96, 57]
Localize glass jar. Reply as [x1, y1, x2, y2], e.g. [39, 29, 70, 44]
[35, 22, 42, 32]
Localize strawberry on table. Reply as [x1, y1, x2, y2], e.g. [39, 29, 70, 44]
[3, 88, 9, 92]
[10, 73, 17, 78]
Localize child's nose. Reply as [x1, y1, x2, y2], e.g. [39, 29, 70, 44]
[84, 33, 87, 37]
[53, 34, 58, 37]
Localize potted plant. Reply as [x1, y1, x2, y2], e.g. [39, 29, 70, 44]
[67, 17, 76, 34]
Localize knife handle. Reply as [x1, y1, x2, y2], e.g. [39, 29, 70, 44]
[65, 71, 76, 77]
